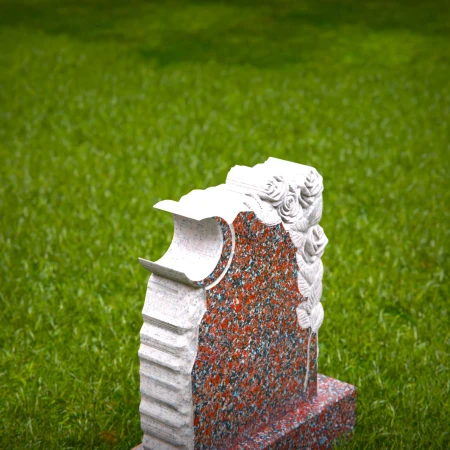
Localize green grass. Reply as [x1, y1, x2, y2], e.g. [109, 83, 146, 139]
[0, 0, 449, 448]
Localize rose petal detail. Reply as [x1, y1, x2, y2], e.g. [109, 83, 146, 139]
[301, 225, 328, 264]
[259, 176, 289, 207]
[277, 186, 303, 224]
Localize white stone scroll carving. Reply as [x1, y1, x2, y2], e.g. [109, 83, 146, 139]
[138, 157, 327, 449]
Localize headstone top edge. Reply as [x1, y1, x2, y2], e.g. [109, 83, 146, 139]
[152, 159, 324, 226]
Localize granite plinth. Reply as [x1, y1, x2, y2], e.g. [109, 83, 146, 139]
[132, 374, 356, 450]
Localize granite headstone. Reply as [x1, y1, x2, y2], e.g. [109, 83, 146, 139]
[134, 158, 356, 449]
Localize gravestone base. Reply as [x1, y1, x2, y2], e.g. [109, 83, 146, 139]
[231, 374, 356, 450]
[132, 375, 356, 450]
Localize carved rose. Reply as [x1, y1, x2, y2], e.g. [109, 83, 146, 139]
[277, 187, 303, 224]
[259, 176, 288, 207]
[299, 169, 323, 208]
[301, 225, 328, 264]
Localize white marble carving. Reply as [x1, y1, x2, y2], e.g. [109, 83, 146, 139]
[226, 158, 328, 392]
[138, 157, 327, 449]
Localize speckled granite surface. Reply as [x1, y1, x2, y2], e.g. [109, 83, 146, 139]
[192, 212, 317, 448]
[132, 374, 356, 450]
[229, 374, 356, 450]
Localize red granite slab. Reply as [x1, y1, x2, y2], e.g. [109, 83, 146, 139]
[229, 374, 356, 450]
[191, 212, 317, 448]
[132, 374, 356, 450]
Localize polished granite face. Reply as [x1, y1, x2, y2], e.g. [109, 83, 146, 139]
[132, 374, 356, 450]
[192, 212, 318, 449]
[231, 375, 357, 450]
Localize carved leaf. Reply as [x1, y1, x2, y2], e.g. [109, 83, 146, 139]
[316, 280, 323, 304]
[310, 302, 324, 333]
[315, 259, 324, 285]
[298, 168, 324, 208]
[305, 298, 315, 313]
[296, 306, 311, 329]
[297, 274, 311, 298]
[291, 216, 310, 233]
[306, 197, 323, 227]
[299, 257, 322, 285]
[308, 280, 323, 308]
[289, 228, 307, 249]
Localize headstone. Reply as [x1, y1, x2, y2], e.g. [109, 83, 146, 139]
[134, 158, 356, 449]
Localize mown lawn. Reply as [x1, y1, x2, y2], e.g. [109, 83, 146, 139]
[0, 0, 449, 448]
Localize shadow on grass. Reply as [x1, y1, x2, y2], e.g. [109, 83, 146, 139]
[1, 0, 449, 66]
